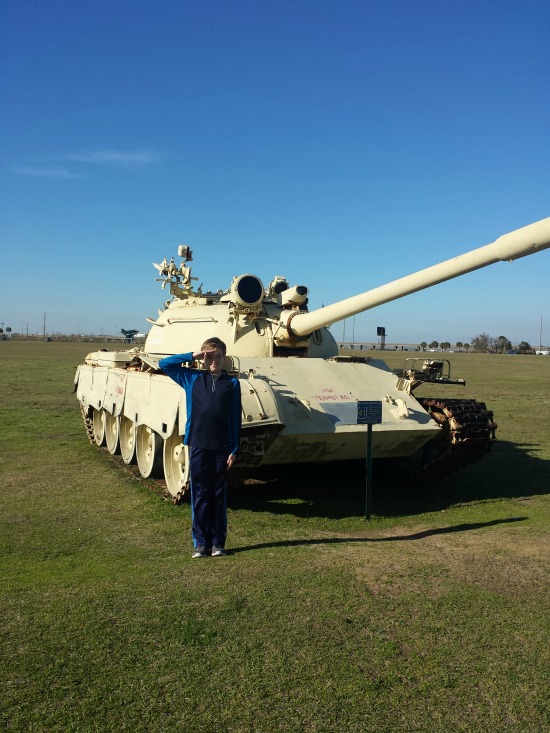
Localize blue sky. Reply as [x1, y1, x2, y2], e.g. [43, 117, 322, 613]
[1, 0, 549, 346]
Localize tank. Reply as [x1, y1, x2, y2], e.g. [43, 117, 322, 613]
[75, 217, 550, 501]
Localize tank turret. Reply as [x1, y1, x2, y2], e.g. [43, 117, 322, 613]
[75, 216, 550, 502]
[144, 243, 333, 359]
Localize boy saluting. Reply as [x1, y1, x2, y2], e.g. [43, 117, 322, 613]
[159, 337, 241, 558]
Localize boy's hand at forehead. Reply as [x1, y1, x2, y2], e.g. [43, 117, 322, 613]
[192, 349, 221, 361]
[192, 350, 205, 361]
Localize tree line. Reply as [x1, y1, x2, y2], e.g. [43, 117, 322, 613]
[420, 333, 534, 353]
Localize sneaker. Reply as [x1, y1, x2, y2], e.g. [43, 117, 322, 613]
[192, 546, 209, 559]
[211, 545, 226, 557]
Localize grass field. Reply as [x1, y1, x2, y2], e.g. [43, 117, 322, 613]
[1, 342, 549, 732]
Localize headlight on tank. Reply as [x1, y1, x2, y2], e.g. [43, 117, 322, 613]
[278, 285, 308, 307]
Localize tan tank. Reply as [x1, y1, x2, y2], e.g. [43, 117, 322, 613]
[75, 217, 550, 501]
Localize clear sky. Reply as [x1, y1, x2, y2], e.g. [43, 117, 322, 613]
[1, 0, 549, 346]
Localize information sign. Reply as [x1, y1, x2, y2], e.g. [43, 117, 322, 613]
[357, 401, 383, 425]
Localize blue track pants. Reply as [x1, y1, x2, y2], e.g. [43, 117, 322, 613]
[189, 446, 228, 549]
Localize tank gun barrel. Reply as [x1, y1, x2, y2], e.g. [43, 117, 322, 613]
[287, 217, 550, 338]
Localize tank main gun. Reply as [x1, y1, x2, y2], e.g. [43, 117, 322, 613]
[280, 217, 550, 339]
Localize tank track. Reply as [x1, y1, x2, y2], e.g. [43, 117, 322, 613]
[80, 403, 95, 444]
[416, 397, 497, 476]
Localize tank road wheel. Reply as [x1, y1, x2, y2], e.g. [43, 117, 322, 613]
[136, 425, 164, 479]
[92, 408, 106, 446]
[105, 412, 121, 455]
[120, 416, 137, 465]
[163, 430, 190, 503]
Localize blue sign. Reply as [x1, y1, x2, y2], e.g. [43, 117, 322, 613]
[357, 401, 383, 425]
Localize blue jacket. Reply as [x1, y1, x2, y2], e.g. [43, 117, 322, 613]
[159, 352, 241, 455]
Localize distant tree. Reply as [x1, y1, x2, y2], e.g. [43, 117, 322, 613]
[463, 343, 470, 352]
[456, 341, 463, 350]
[429, 340, 439, 349]
[494, 335, 512, 353]
[517, 341, 532, 353]
[420, 341, 427, 350]
[440, 341, 451, 351]
[6, 327, 11, 333]
[471, 333, 490, 352]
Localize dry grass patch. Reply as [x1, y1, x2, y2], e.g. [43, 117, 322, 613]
[299, 515, 550, 602]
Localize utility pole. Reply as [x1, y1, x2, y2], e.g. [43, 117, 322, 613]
[43, 312, 46, 339]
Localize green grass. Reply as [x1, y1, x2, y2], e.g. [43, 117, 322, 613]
[1, 342, 549, 732]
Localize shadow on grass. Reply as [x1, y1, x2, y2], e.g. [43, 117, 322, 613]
[228, 516, 528, 554]
[228, 440, 549, 519]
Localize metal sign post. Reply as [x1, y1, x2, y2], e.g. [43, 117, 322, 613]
[357, 401, 383, 519]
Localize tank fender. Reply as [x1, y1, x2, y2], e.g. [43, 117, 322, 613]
[122, 372, 184, 440]
[104, 370, 128, 417]
[73, 365, 81, 393]
[75, 364, 109, 412]
[239, 377, 284, 427]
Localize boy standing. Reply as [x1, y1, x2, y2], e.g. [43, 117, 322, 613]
[159, 337, 241, 558]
